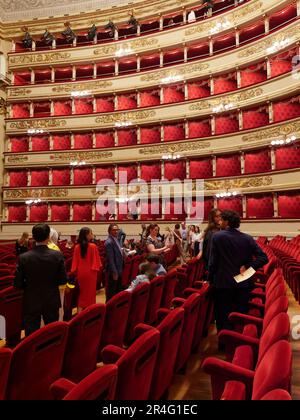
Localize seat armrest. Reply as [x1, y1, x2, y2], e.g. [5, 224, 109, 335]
[134, 323, 154, 338]
[101, 345, 126, 364]
[172, 297, 186, 308]
[157, 308, 171, 322]
[50, 378, 75, 400]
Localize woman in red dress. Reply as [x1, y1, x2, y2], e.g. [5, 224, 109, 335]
[70, 227, 102, 313]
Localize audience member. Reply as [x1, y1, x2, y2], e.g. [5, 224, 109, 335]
[14, 224, 67, 336]
[191, 226, 203, 257]
[127, 262, 156, 292]
[105, 224, 125, 302]
[181, 221, 188, 256]
[187, 9, 196, 22]
[173, 223, 185, 264]
[146, 224, 170, 259]
[16, 232, 29, 256]
[48, 228, 60, 251]
[146, 254, 167, 276]
[117, 227, 126, 246]
[202, 208, 221, 273]
[208, 210, 268, 333]
[70, 227, 102, 313]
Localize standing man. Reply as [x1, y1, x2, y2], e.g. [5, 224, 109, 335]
[105, 223, 124, 302]
[181, 222, 188, 256]
[14, 223, 68, 336]
[208, 210, 268, 333]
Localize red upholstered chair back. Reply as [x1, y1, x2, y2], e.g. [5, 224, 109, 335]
[161, 268, 177, 308]
[0, 269, 11, 278]
[99, 291, 132, 355]
[150, 308, 185, 399]
[115, 329, 160, 400]
[6, 322, 68, 400]
[252, 341, 292, 400]
[0, 348, 12, 400]
[62, 365, 118, 400]
[145, 276, 165, 324]
[191, 283, 212, 351]
[63, 304, 106, 382]
[0, 286, 23, 345]
[262, 295, 289, 333]
[130, 255, 144, 280]
[124, 282, 150, 345]
[175, 293, 201, 372]
[264, 281, 286, 313]
[257, 312, 290, 366]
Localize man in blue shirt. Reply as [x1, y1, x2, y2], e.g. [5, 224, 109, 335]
[146, 254, 167, 276]
[208, 210, 268, 332]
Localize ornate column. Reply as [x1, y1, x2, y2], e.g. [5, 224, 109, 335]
[212, 155, 217, 177]
[273, 192, 278, 217]
[271, 147, 276, 170]
[242, 195, 247, 218]
[160, 124, 164, 142]
[240, 152, 245, 174]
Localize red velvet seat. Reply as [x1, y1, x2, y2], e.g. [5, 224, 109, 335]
[0, 269, 11, 278]
[161, 268, 178, 308]
[218, 312, 290, 379]
[102, 329, 160, 400]
[204, 340, 292, 400]
[124, 283, 150, 345]
[173, 293, 201, 372]
[98, 291, 132, 359]
[50, 365, 117, 400]
[0, 286, 23, 345]
[62, 304, 106, 382]
[145, 276, 165, 325]
[136, 307, 185, 399]
[6, 322, 68, 400]
[184, 282, 213, 351]
[0, 348, 12, 400]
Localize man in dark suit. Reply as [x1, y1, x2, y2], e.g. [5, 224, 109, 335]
[105, 223, 124, 302]
[14, 224, 67, 336]
[208, 210, 268, 333]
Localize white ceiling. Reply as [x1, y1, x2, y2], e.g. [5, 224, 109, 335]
[0, 0, 135, 22]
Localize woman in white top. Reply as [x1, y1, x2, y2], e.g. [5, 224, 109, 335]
[187, 10, 196, 23]
[191, 226, 203, 258]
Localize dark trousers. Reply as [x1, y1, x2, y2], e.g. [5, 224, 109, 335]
[214, 288, 252, 333]
[24, 307, 59, 337]
[106, 272, 123, 302]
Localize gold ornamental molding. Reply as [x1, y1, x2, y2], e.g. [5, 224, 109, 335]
[7, 155, 28, 163]
[189, 87, 264, 111]
[242, 121, 300, 142]
[9, 52, 71, 66]
[95, 110, 156, 125]
[52, 81, 112, 94]
[94, 39, 159, 56]
[6, 0, 290, 70]
[4, 188, 68, 199]
[204, 176, 273, 191]
[49, 150, 113, 162]
[139, 140, 211, 155]
[8, 119, 67, 130]
[185, 0, 262, 36]
[8, 88, 32, 97]
[140, 63, 209, 82]
[0, 97, 7, 116]
[238, 23, 300, 58]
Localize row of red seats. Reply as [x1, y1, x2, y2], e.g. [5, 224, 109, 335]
[0, 257, 214, 399]
[202, 263, 292, 400]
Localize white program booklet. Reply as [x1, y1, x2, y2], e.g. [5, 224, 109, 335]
[234, 267, 256, 283]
